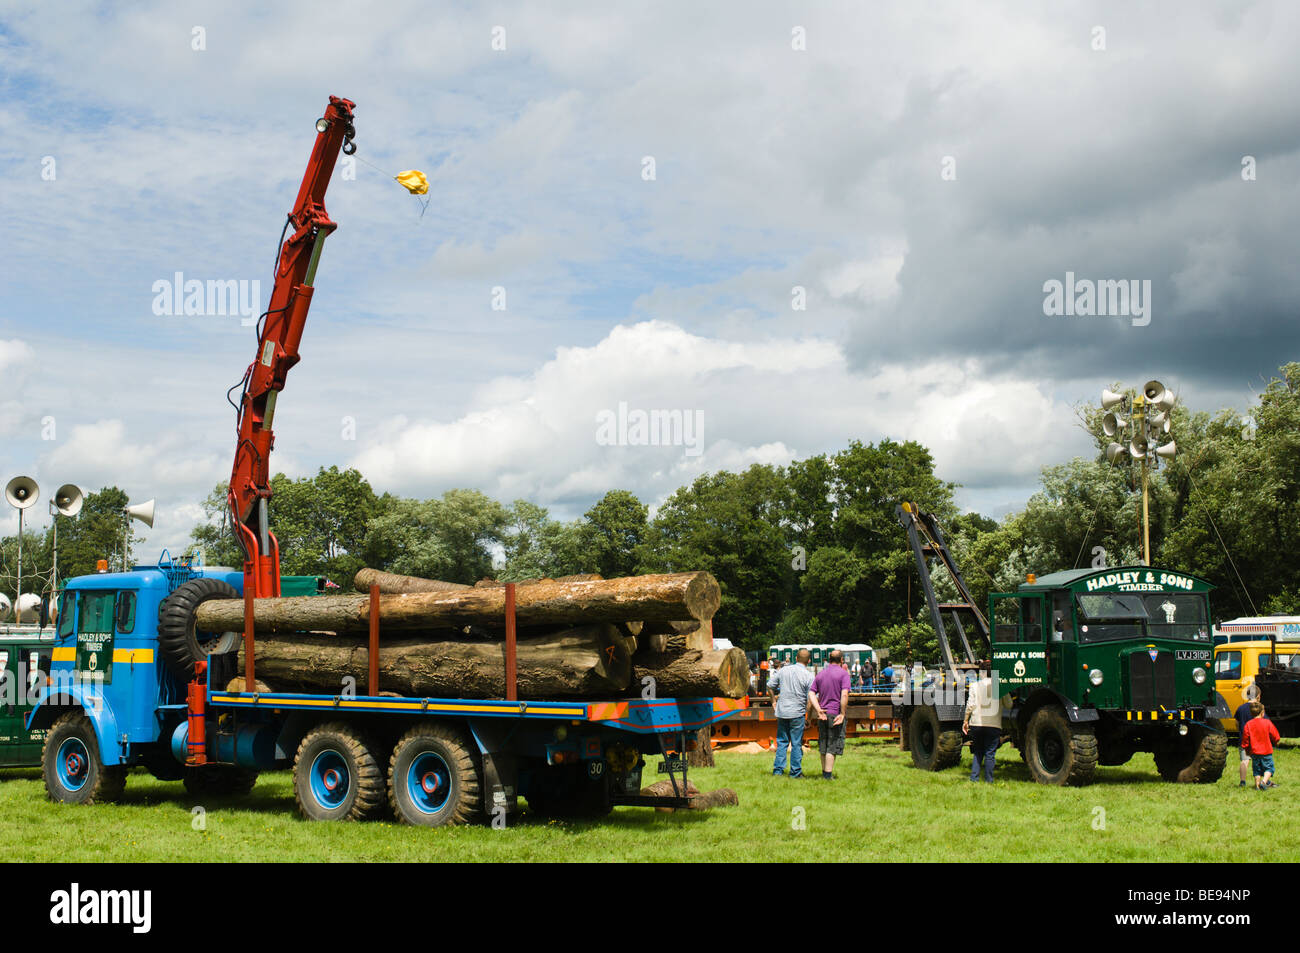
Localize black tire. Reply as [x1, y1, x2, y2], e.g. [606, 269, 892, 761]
[525, 764, 613, 819]
[388, 723, 482, 827]
[158, 578, 242, 680]
[1154, 726, 1228, 783]
[183, 766, 260, 797]
[293, 722, 385, 821]
[42, 711, 127, 805]
[908, 707, 963, 771]
[1025, 706, 1097, 786]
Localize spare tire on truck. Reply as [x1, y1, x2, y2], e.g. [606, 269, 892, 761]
[157, 578, 242, 680]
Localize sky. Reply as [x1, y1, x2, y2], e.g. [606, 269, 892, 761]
[1, 0, 1297, 562]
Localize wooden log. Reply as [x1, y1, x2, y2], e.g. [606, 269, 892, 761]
[353, 569, 470, 594]
[633, 647, 749, 699]
[195, 572, 720, 635]
[644, 633, 669, 653]
[474, 573, 603, 588]
[637, 780, 738, 812]
[241, 623, 630, 699]
[666, 620, 713, 653]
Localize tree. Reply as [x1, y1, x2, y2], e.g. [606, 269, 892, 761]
[501, 500, 587, 580]
[639, 465, 793, 650]
[580, 490, 648, 579]
[362, 489, 507, 584]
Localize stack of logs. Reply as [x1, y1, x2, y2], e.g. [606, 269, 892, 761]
[192, 567, 748, 701]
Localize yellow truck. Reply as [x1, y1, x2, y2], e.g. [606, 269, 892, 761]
[1213, 639, 1300, 735]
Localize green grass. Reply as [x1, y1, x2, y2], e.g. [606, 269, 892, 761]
[2, 740, 1295, 862]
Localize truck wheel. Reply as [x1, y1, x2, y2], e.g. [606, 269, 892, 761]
[908, 707, 963, 771]
[1025, 706, 1097, 786]
[293, 723, 385, 821]
[1154, 726, 1227, 783]
[183, 766, 260, 797]
[388, 723, 482, 827]
[42, 711, 127, 805]
[158, 578, 242, 680]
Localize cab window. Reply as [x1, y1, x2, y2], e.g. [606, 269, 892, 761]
[1215, 651, 1242, 681]
[57, 592, 75, 639]
[78, 591, 116, 633]
[115, 591, 137, 634]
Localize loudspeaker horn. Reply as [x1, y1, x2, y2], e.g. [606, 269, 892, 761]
[1129, 438, 1149, 460]
[1106, 442, 1127, 463]
[5, 476, 39, 510]
[1155, 441, 1177, 460]
[53, 483, 84, 518]
[1101, 388, 1126, 410]
[1143, 380, 1167, 403]
[1103, 412, 1128, 437]
[1156, 389, 1176, 412]
[125, 498, 155, 529]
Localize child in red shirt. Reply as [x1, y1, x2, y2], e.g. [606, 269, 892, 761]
[1242, 701, 1281, 790]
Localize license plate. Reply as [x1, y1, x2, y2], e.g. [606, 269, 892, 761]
[658, 757, 688, 774]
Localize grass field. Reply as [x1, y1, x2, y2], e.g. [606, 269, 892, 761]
[2, 739, 1295, 862]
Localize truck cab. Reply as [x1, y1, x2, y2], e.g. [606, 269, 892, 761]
[987, 566, 1226, 784]
[26, 555, 244, 788]
[1214, 640, 1300, 735]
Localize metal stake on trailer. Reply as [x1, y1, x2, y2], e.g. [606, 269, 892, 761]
[505, 582, 517, 702]
[368, 583, 380, 696]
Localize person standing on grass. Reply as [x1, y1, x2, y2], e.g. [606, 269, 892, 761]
[1235, 697, 1256, 787]
[769, 648, 815, 779]
[1242, 700, 1281, 790]
[962, 670, 1001, 782]
[810, 649, 851, 779]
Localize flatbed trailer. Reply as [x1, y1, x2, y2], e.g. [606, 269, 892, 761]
[711, 691, 900, 747]
[196, 669, 750, 818]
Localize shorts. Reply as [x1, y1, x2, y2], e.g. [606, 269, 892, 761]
[1240, 744, 1251, 763]
[818, 717, 846, 756]
[1251, 754, 1274, 778]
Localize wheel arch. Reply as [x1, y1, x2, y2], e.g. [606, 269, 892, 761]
[28, 691, 122, 765]
[1015, 688, 1097, 736]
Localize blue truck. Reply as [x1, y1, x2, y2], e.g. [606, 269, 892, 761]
[27, 553, 743, 824]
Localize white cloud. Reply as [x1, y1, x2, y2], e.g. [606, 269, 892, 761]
[350, 320, 1086, 514]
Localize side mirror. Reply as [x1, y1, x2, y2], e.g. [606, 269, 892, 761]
[38, 596, 50, 629]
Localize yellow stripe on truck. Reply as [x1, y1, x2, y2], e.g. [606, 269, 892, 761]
[113, 649, 154, 664]
[51, 647, 75, 662]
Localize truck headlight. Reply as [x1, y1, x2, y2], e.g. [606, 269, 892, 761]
[1089, 669, 1104, 686]
[1192, 668, 1206, 685]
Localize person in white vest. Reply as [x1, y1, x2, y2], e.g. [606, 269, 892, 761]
[962, 671, 1002, 782]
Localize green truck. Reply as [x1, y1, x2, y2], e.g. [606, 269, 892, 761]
[895, 504, 1229, 786]
[0, 622, 56, 765]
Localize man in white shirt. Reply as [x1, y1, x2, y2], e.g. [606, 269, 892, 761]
[768, 649, 815, 778]
[962, 671, 1003, 782]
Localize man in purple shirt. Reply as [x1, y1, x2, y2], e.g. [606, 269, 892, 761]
[810, 649, 851, 779]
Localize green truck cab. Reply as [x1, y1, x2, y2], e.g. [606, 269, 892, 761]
[987, 567, 1226, 784]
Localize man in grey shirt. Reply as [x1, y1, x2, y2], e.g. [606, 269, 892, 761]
[768, 649, 815, 778]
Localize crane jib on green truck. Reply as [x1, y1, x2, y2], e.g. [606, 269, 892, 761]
[895, 504, 1230, 786]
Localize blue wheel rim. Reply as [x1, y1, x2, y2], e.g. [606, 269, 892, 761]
[407, 751, 452, 814]
[308, 749, 351, 810]
[57, 737, 90, 792]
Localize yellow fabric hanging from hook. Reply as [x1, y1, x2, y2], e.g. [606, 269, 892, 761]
[394, 170, 429, 195]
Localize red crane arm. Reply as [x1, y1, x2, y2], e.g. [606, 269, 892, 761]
[229, 95, 356, 598]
